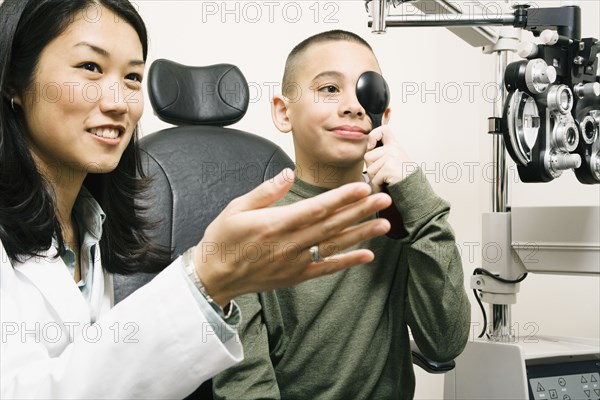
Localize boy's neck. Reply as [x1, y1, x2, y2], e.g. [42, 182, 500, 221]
[294, 159, 366, 189]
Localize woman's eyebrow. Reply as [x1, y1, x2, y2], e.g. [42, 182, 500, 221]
[74, 41, 144, 66]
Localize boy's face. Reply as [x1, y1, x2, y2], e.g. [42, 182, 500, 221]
[281, 41, 382, 169]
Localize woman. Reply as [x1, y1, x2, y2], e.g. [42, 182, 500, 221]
[0, 0, 391, 398]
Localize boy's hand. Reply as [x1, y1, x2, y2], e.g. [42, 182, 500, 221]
[364, 125, 413, 190]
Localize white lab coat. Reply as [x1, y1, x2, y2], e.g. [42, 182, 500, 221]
[0, 240, 243, 399]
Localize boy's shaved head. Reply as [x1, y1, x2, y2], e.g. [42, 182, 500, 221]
[282, 30, 376, 97]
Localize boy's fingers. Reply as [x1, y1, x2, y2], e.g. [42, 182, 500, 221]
[367, 127, 384, 150]
[368, 126, 397, 151]
[370, 169, 387, 189]
[365, 157, 385, 181]
[380, 126, 397, 146]
[364, 146, 385, 165]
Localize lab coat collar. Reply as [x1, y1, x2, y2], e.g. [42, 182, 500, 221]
[15, 246, 92, 327]
[11, 188, 111, 328]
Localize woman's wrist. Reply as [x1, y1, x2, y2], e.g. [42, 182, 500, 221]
[190, 245, 232, 308]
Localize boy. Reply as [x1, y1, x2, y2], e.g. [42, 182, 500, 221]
[212, 30, 470, 400]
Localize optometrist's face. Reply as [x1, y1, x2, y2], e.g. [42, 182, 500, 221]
[18, 6, 144, 180]
[286, 41, 380, 169]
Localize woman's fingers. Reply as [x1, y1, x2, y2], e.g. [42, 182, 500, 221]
[321, 218, 391, 258]
[280, 217, 390, 271]
[196, 176, 393, 301]
[226, 173, 381, 241]
[261, 181, 375, 233]
[282, 205, 393, 286]
[228, 168, 295, 212]
[293, 249, 376, 283]
[275, 192, 391, 250]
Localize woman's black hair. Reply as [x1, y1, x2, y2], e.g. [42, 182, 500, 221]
[0, 0, 171, 273]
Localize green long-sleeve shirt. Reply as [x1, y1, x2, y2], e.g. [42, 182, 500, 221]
[213, 169, 471, 399]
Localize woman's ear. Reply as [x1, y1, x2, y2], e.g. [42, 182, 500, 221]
[271, 94, 292, 133]
[4, 87, 22, 108]
[383, 107, 392, 125]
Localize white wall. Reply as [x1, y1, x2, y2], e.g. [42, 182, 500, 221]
[132, 1, 599, 398]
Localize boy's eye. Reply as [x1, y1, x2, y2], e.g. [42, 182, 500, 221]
[319, 85, 339, 94]
[79, 62, 101, 73]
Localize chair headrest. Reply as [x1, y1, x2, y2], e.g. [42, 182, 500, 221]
[148, 59, 249, 126]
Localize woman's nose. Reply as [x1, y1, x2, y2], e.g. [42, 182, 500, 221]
[98, 82, 128, 115]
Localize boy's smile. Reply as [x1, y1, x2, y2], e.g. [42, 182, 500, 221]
[330, 125, 369, 140]
[273, 40, 385, 184]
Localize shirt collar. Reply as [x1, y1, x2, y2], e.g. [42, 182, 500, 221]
[73, 186, 106, 241]
[51, 186, 106, 248]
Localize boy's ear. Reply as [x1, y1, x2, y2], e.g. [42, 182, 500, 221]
[271, 94, 292, 133]
[383, 107, 392, 125]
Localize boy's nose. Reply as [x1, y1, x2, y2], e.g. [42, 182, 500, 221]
[341, 94, 365, 117]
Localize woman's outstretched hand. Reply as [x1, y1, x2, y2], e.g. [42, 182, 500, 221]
[194, 169, 392, 306]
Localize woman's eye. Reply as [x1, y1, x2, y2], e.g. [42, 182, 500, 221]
[125, 73, 143, 83]
[79, 62, 101, 73]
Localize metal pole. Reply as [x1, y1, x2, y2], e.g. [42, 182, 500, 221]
[371, 0, 388, 34]
[489, 50, 512, 341]
[368, 14, 515, 28]
[490, 304, 512, 340]
[493, 51, 509, 214]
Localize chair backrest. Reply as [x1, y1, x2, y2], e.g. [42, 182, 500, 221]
[112, 59, 293, 399]
[114, 58, 292, 300]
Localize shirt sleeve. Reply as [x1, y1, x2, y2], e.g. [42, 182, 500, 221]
[388, 168, 471, 363]
[212, 292, 282, 400]
[179, 254, 240, 344]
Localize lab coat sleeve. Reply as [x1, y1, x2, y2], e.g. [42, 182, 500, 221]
[0, 255, 244, 400]
[389, 168, 471, 363]
[212, 292, 282, 400]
